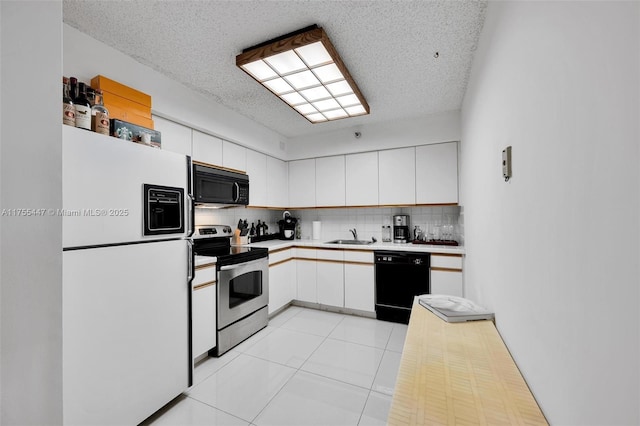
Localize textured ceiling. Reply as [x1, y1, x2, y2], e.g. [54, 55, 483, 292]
[62, 0, 487, 139]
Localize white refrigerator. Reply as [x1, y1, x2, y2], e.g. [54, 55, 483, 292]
[62, 126, 192, 425]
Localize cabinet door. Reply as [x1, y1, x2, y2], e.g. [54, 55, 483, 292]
[346, 151, 379, 206]
[269, 260, 295, 315]
[430, 270, 463, 297]
[295, 248, 317, 303]
[316, 249, 344, 307]
[222, 141, 246, 172]
[344, 250, 375, 312]
[192, 130, 222, 166]
[379, 147, 416, 205]
[430, 254, 463, 297]
[316, 156, 346, 207]
[192, 266, 217, 358]
[192, 284, 216, 358]
[153, 116, 192, 156]
[246, 150, 268, 207]
[267, 156, 288, 208]
[289, 159, 316, 208]
[415, 142, 458, 204]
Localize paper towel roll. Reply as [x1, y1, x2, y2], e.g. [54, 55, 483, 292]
[312, 221, 322, 240]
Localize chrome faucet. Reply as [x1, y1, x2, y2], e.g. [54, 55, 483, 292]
[349, 228, 358, 240]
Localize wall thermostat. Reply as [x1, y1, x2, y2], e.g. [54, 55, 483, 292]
[502, 146, 512, 181]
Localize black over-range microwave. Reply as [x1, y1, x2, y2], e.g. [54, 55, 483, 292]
[192, 162, 249, 206]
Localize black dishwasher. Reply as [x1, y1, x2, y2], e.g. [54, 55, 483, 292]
[375, 251, 430, 324]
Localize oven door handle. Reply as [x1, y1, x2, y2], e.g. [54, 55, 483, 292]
[220, 264, 239, 272]
[219, 257, 267, 272]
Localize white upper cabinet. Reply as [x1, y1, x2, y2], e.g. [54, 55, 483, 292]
[246, 150, 268, 207]
[267, 156, 288, 208]
[192, 130, 223, 166]
[154, 116, 192, 157]
[315, 156, 346, 207]
[288, 159, 316, 208]
[378, 147, 416, 205]
[415, 142, 459, 204]
[345, 151, 379, 206]
[222, 141, 246, 172]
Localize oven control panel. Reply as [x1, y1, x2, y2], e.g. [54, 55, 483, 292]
[193, 225, 233, 238]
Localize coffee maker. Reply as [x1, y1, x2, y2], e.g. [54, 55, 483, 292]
[278, 211, 297, 240]
[393, 214, 410, 243]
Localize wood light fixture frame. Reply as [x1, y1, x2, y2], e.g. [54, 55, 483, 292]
[236, 25, 370, 123]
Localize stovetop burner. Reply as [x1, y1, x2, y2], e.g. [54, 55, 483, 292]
[192, 224, 268, 265]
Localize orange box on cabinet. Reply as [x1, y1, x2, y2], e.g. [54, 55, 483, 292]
[90, 75, 152, 107]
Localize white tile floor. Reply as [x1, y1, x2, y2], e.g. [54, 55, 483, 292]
[142, 306, 407, 426]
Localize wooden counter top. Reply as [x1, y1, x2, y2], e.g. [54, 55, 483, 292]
[388, 299, 547, 425]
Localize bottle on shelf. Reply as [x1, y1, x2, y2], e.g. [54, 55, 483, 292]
[69, 77, 78, 100]
[250, 222, 256, 237]
[62, 77, 75, 127]
[256, 220, 262, 237]
[91, 89, 110, 135]
[86, 86, 96, 106]
[73, 82, 92, 131]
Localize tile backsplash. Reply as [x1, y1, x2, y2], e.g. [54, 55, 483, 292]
[293, 206, 462, 243]
[195, 207, 282, 235]
[195, 205, 463, 245]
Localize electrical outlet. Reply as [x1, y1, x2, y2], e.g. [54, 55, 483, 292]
[502, 146, 512, 181]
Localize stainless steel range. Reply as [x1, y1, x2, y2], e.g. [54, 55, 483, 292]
[192, 225, 269, 356]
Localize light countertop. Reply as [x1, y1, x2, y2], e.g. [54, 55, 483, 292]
[387, 298, 547, 425]
[246, 239, 465, 255]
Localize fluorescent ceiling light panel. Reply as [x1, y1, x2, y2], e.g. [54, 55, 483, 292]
[285, 70, 320, 90]
[313, 63, 343, 84]
[336, 94, 360, 107]
[264, 50, 306, 74]
[281, 92, 306, 106]
[325, 80, 353, 97]
[323, 109, 349, 120]
[312, 98, 341, 112]
[294, 103, 318, 115]
[299, 86, 331, 102]
[262, 78, 293, 95]
[306, 113, 328, 122]
[241, 60, 278, 81]
[236, 25, 369, 123]
[345, 105, 367, 116]
[295, 41, 332, 67]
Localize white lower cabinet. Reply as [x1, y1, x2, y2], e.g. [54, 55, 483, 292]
[430, 254, 463, 297]
[344, 251, 375, 312]
[430, 270, 463, 297]
[268, 249, 296, 315]
[192, 263, 217, 359]
[316, 249, 344, 307]
[295, 248, 317, 303]
[265, 246, 462, 316]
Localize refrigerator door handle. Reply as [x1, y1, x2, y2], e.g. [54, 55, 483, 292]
[187, 240, 194, 282]
[186, 193, 195, 237]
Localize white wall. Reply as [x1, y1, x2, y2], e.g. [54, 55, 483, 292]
[460, 2, 639, 424]
[63, 25, 287, 160]
[1, 1, 64, 424]
[287, 110, 460, 160]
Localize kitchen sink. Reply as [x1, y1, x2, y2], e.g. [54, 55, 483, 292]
[326, 239, 374, 245]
